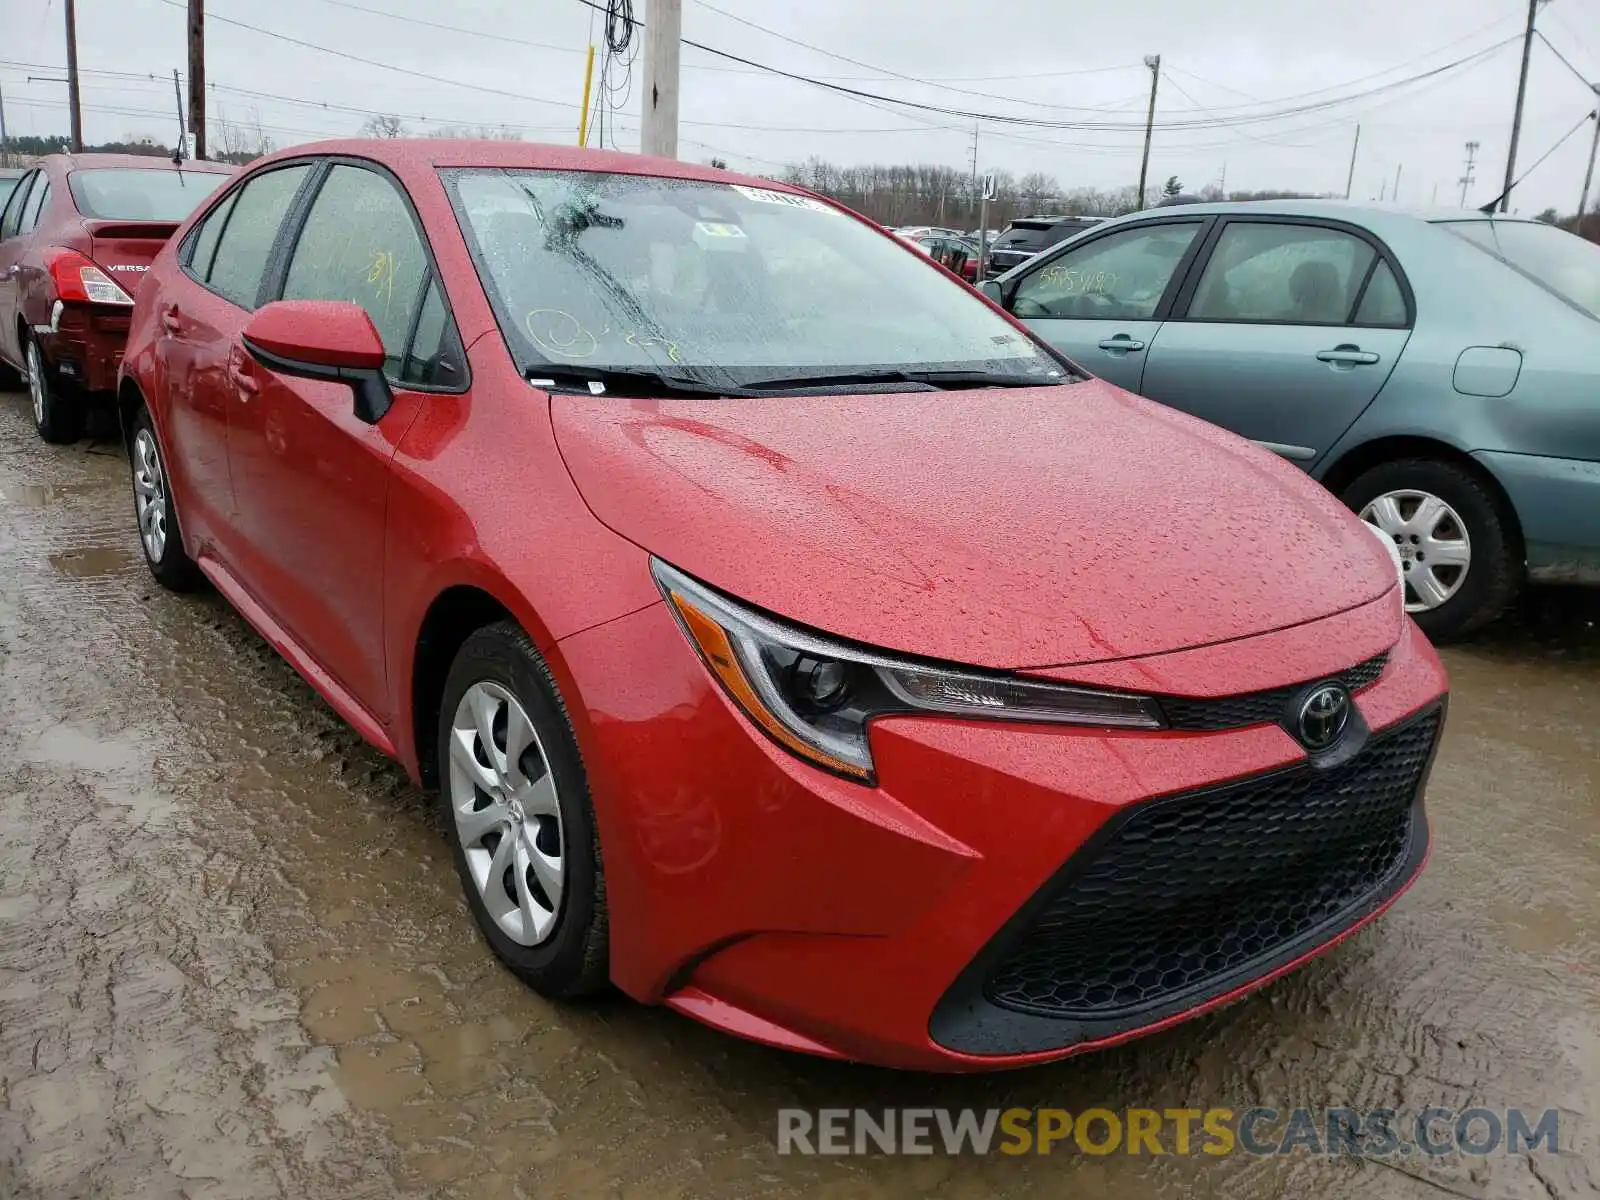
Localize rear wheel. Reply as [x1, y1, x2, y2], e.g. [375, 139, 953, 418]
[437, 622, 609, 998]
[1343, 458, 1520, 641]
[26, 335, 80, 444]
[129, 406, 203, 591]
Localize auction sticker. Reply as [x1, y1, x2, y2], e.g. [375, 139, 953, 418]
[731, 185, 836, 214]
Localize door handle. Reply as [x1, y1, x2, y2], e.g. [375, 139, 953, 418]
[1097, 335, 1146, 353]
[1316, 346, 1380, 366]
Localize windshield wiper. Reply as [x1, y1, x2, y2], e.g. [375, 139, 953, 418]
[739, 366, 1071, 392]
[525, 365, 751, 398]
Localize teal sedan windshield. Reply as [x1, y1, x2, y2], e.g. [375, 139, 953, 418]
[444, 168, 1064, 389]
[1441, 220, 1600, 320]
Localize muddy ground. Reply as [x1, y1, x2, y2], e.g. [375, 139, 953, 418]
[0, 386, 1593, 1200]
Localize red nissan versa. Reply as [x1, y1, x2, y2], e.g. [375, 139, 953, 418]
[118, 140, 1447, 1072]
[0, 153, 231, 442]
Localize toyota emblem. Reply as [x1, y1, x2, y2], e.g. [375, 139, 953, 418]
[1296, 684, 1351, 751]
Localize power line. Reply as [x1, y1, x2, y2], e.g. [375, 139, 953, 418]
[1162, 14, 1522, 111]
[688, 0, 1148, 114]
[1535, 31, 1597, 89]
[1478, 107, 1598, 210]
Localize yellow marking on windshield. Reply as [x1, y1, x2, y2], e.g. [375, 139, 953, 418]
[525, 308, 598, 359]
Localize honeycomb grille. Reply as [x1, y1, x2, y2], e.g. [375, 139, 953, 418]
[985, 710, 1439, 1019]
[1160, 653, 1389, 732]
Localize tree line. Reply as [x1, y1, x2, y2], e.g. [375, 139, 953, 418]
[777, 156, 1325, 230]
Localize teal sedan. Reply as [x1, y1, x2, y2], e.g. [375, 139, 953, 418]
[981, 201, 1600, 640]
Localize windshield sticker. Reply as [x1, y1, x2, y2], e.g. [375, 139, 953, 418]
[730, 185, 836, 214]
[525, 308, 598, 359]
[694, 221, 746, 238]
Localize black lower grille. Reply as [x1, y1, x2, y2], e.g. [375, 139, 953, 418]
[1160, 653, 1389, 732]
[984, 710, 1440, 1019]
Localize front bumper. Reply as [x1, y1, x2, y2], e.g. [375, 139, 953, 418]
[556, 595, 1448, 1072]
[1474, 449, 1600, 584]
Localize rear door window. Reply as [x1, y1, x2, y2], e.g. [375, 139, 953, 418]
[1352, 260, 1408, 327]
[279, 164, 430, 376]
[185, 190, 239, 282]
[1185, 222, 1382, 325]
[18, 180, 50, 233]
[205, 165, 312, 310]
[0, 172, 36, 240]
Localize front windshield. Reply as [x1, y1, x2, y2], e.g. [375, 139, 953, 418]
[444, 168, 1065, 388]
[68, 168, 227, 221]
[1441, 219, 1600, 320]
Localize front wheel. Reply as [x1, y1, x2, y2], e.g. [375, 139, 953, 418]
[1343, 458, 1520, 641]
[437, 622, 610, 998]
[26, 336, 80, 444]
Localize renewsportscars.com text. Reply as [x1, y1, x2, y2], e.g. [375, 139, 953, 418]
[776, 1106, 1560, 1157]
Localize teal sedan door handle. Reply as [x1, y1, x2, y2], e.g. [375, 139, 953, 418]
[1097, 335, 1146, 354]
[1317, 345, 1381, 367]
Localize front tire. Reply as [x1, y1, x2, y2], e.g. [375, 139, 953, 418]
[26, 335, 80, 444]
[129, 406, 203, 591]
[1343, 458, 1520, 641]
[437, 622, 609, 998]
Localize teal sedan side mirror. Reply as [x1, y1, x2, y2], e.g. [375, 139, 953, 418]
[977, 280, 1004, 305]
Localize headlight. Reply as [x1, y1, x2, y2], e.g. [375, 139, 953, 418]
[652, 559, 1165, 782]
[1361, 518, 1406, 593]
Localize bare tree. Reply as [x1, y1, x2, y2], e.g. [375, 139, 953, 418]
[361, 114, 408, 139]
[428, 123, 524, 140]
[210, 104, 274, 164]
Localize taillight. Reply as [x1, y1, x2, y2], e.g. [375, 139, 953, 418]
[45, 248, 135, 306]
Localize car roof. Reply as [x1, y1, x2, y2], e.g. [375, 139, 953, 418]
[241, 138, 797, 192]
[37, 152, 234, 174]
[1104, 197, 1526, 226]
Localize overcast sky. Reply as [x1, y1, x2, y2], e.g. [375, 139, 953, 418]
[2, 0, 1598, 215]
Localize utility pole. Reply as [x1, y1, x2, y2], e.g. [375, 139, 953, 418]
[1344, 124, 1360, 199]
[1459, 141, 1480, 207]
[64, 0, 83, 152]
[187, 0, 205, 159]
[1500, 0, 1541, 213]
[0, 82, 9, 168]
[640, 0, 681, 158]
[1393, 163, 1403, 203]
[969, 120, 979, 215]
[1136, 54, 1161, 210]
[1578, 95, 1599, 223]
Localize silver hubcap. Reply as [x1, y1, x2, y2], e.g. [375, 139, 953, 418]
[26, 342, 45, 427]
[132, 429, 168, 563]
[448, 681, 565, 946]
[1360, 489, 1471, 613]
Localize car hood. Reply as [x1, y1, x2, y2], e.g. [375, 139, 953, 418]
[551, 381, 1395, 669]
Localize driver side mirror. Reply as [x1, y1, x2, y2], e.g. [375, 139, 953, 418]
[977, 279, 1005, 307]
[241, 300, 393, 424]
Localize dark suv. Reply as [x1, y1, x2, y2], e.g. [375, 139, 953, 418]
[985, 215, 1103, 277]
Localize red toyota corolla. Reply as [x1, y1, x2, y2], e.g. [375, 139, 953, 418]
[118, 140, 1447, 1071]
[0, 153, 231, 441]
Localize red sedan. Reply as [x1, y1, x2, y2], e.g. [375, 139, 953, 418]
[117, 140, 1447, 1071]
[0, 153, 230, 441]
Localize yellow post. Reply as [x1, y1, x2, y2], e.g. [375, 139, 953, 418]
[577, 44, 596, 147]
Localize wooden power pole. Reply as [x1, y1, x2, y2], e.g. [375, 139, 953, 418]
[1137, 54, 1161, 210]
[1500, 0, 1540, 212]
[188, 0, 206, 159]
[64, 0, 83, 152]
[641, 0, 681, 158]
